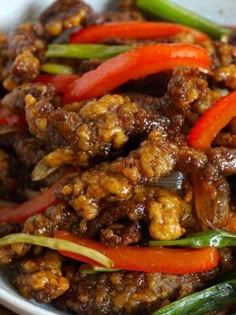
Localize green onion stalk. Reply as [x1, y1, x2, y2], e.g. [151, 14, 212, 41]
[136, 0, 232, 40]
[152, 279, 236, 315]
[149, 230, 236, 248]
[46, 44, 134, 60]
[41, 63, 74, 74]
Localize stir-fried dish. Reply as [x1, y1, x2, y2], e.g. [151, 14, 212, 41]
[1, 0, 236, 314]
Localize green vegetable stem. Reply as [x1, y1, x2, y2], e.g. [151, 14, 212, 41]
[136, 0, 232, 40]
[46, 44, 134, 60]
[152, 279, 236, 315]
[149, 230, 236, 248]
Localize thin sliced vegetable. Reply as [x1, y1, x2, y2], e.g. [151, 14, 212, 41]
[46, 44, 134, 59]
[187, 91, 236, 150]
[149, 230, 236, 248]
[79, 264, 120, 274]
[31, 158, 59, 181]
[41, 63, 74, 74]
[0, 233, 112, 268]
[152, 279, 236, 315]
[136, 0, 232, 40]
[33, 74, 78, 94]
[191, 171, 229, 229]
[63, 43, 210, 103]
[0, 181, 59, 223]
[55, 230, 220, 274]
[70, 21, 209, 44]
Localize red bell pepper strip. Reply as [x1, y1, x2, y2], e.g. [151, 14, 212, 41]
[33, 74, 78, 94]
[63, 43, 210, 103]
[55, 230, 220, 274]
[187, 91, 236, 150]
[70, 21, 210, 44]
[0, 181, 59, 223]
[0, 114, 26, 126]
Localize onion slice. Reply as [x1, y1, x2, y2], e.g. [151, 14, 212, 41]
[0, 233, 113, 268]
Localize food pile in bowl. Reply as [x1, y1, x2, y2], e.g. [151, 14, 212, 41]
[1, 0, 236, 314]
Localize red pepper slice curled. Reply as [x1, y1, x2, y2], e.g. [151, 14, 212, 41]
[55, 230, 220, 274]
[70, 21, 210, 44]
[63, 43, 210, 103]
[187, 91, 236, 150]
[0, 181, 59, 223]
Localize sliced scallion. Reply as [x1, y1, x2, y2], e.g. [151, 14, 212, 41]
[46, 44, 134, 60]
[136, 0, 232, 40]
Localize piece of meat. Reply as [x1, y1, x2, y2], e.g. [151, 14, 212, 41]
[202, 40, 236, 71]
[214, 132, 236, 148]
[22, 203, 78, 237]
[100, 220, 142, 247]
[12, 250, 69, 303]
[2, 82, 55, 114]
[3, 23, 46, 89]
[57, 130, 178, 220]
[208, 147, 236, 176]
[26, 94, 166, 167]
[55, 268, 218, 315]
[40, 0, 97, 38]
[213, 64, 236, 89]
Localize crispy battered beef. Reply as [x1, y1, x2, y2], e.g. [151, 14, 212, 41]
[1, 82, 55, 114]
[208, 147, 236, 176]
[2, 1, 236, 314]
[12, 251, 69, 303]
[26, 94, 167, 166]
[40, 0, 97, 37]
[2, 22, 46, 90]
[56, 130, 179, 220]
[55, 268, 218, 315]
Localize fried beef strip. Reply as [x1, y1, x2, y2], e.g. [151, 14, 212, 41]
[2, 22, 46, 90]
[1, 82, 55, 114]
[56, 130, 178, 220]
[12, 250, 69, 303]
[40, 0, 97, 38]
[55, 268, 218, 315]
[26, 94, 168, 167]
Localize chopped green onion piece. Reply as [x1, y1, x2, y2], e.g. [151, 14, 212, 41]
[31, 158, 59, 181]
[79, 264, 120, 274]
[0, 233, 113, 268]
[149, 230, 236, 248]
[152, 279, 236, 315]
[41, 63, 74, 74]
[136, 0, 232, 40]
[46, 44, 134, 60]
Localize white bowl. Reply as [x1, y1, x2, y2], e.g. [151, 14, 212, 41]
[0, 1, 235, 314]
